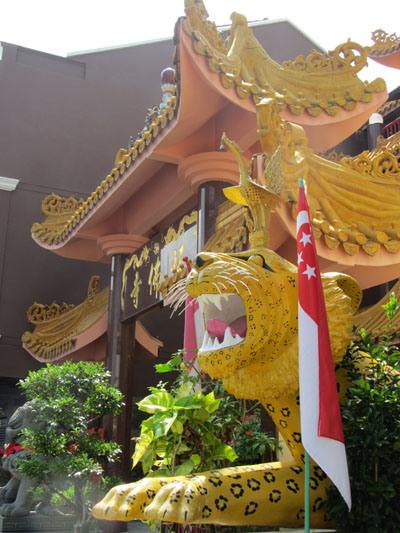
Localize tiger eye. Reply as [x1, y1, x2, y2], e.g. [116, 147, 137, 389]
[248, 255, 264, 267]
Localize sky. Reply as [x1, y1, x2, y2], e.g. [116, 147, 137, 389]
[1, 0, 399, 90]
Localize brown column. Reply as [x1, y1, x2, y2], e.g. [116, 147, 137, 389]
[98, 234, 147, 481]
[197, 181, 227, 250]
[178, 151, 240, 251]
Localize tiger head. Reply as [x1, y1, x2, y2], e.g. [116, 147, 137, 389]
[186, 248, 361, 398]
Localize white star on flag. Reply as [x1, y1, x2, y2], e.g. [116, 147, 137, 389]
[298, 251, 304, 264]
[302, 264, 316, 280]
[300, 232, 312, 246]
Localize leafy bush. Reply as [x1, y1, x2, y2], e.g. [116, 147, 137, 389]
[133, 352, 279, 477]
[17, 361, 124, 532]
[328, 323, 400, 532]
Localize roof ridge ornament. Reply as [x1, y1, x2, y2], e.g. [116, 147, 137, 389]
[183, 1, 386, 115]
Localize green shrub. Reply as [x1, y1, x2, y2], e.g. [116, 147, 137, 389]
[17, 361, 123, 532]
[328, 327, 400, 532]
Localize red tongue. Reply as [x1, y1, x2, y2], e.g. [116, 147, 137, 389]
[206, 317, 247, 341]
[206, 319, 227, 341]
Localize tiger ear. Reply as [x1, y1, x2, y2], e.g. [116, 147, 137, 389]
[324, 273, 362, 314]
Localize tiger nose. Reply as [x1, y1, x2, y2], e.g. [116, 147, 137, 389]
[195, 253, 214, 270]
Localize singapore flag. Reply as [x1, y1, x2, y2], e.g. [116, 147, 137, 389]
[297, 179, 351, 510]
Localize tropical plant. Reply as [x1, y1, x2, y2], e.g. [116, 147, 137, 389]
[328, 303, 400, 532]
[17, 361, 123, 533]
[133, 352, 279, 478]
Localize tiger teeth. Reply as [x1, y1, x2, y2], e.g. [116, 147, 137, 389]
[199, 327, 243, 353]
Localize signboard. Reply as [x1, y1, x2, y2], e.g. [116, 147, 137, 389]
[121, 210, 197, 320]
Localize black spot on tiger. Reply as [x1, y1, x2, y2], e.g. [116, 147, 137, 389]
[266, 403, 275, 413]
[230, 483, 244, 498]
[104, 507, 110, 516]
[215, 495, 228, 511]
[245, 501, 258, 515]
[184, 488, 196, 503]
[227, 473, 242, 479]
[125, 509, 129, 517]
[247, 478, 261, 491]
[281, 407, 291, 417]
[169, 490, 181, 504]
[279, 419, 288, 428]
[292, 432, 302, 443]
[286, 479, 300, 493]
[146, 489, 156, 500]
[197, 486, 208, 496]
[295, 395, 300, 405]
[202, 505, 212, 518]
[264, 472, 276, 483]
[313, 465, 327, 481]
[309, 477, 319, 490]
[209, 474, 223, 487]
[312, 497, 324, 512]
[300, 453, 305, 464]
[269, 489, 281, 503]
[290, 466, 303, 475]
[297, 508, 305, 520]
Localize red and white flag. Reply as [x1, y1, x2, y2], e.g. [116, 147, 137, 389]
[297, 179, 351, 510]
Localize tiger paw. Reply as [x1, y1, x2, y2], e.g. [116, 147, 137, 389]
[92, 477, 168, 521]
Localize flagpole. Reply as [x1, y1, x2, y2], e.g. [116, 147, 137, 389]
[304, 451, 310, 533]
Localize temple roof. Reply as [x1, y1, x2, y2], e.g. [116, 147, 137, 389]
[183, 2, 385, 118]
[22, 276, 108, 362]
[281, 130, 400, 259]
[32, 94, 177, 248]
[368, 29, 400, 69]
[30, 1, 394, 279]
[354, 280, 400, 337]
[22, 276, 163, 362]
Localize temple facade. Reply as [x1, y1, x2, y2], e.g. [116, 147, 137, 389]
[7, 1, 400, 479]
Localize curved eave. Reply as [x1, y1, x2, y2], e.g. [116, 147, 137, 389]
[354, 280, 400, 336]
[276, 204, 400, 274]
[23, 312, 163, 364]
[181, 26, 387, 152]
[32, 106, 179, 252]
[22, 309, 108, 364]
[369, 49, 400, 69]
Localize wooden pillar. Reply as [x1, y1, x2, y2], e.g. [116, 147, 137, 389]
[197, 181, 226, 250]
[98, 234, 147, 482]
[105, 254, 137, 481]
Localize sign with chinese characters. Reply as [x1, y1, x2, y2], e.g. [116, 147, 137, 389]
[121, 211, 197, 320]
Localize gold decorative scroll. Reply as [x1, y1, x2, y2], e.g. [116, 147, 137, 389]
[121, 211, 197, 311]
[183, 1, 385, 116]
[121, 245, 151, 311]
[163, 211, 197, 245]
[369, 29, 400, 56]
[22, 276, 108, 362]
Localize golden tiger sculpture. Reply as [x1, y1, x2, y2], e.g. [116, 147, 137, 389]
[93, 246, 362, 528]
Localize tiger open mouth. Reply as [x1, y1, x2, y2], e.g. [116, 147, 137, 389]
[197, 293, 247, 352]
